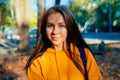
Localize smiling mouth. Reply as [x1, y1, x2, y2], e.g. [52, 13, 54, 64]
[51, 37, 59, 41]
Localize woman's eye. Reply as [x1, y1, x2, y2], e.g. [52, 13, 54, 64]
[47, 25, 54, 28]
[59, 25, 65, 28]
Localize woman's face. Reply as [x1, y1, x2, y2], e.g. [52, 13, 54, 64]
[46, 12, 67, 50]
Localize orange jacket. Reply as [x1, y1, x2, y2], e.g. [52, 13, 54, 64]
[27, 45, 102, 80]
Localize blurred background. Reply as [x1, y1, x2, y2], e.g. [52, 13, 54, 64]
[0, 0, 120, 80]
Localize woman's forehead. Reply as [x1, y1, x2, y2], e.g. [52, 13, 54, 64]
[47, 13, 65, 23]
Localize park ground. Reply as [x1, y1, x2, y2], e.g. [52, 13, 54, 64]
[0, 39, 120, 80]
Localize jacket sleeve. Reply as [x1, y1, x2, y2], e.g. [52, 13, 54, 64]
[85, 48, 103, 80]
[27, 59, 44, 80]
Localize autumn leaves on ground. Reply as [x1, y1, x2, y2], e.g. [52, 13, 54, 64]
[0, 47, 120, 80]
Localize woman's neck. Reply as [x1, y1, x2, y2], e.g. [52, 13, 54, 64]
[52, 42, 67, 51]
[52, 45, 63, 50]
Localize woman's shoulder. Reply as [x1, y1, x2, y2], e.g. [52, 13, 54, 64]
[33, 52, 48, 63]
[32, 48, 52, 64]
[84, 47, 91, 53]
[83, 47, 95, 61]
[76, 47, 92, 59]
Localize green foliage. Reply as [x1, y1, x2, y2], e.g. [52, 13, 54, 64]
[69, 0, 120, 32]
[0, 0, 16, 28]
[94, 1, 109, 28]
[69, 1, 89, 27]
[112, 0, 120, 26]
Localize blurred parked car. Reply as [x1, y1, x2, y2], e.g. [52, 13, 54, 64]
[29, 28, 38, 39]
[4, 28, 20, 40]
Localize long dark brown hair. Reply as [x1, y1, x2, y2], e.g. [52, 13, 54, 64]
[24, 5, 90, 74]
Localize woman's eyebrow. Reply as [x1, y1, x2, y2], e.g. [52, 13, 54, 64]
[46, 22, 53, 24]
[47, 22, 65, 24]
[58, 22, 65, 24]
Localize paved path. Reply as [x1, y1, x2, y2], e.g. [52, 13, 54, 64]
[0, 32, 120, 48]
[82, 33, 120, 44]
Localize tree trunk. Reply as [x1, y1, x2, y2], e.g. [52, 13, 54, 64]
[55, 0, 60, 5]
[0, 12, 2, 23]
[14, 0, 30, 52]
[37, 0, 44, 41]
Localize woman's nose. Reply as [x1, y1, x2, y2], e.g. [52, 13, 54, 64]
[53, 26, 59, 34]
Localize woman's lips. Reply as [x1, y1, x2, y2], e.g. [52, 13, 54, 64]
[51, 37, 59, 41]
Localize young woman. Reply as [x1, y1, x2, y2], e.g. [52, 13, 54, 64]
[25, 5, 102, 80]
